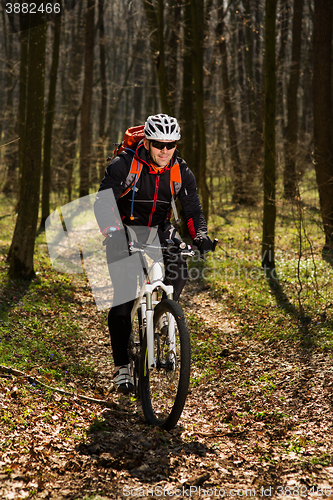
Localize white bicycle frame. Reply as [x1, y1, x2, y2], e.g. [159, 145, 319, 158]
[130, 260, 175, 369]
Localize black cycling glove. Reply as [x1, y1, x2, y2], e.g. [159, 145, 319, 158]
[193, 234, 214, 255]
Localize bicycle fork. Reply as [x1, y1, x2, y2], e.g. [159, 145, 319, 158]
[144, 284, 173, 369]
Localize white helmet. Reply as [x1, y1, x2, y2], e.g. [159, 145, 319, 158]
[144, 114, 181, 141]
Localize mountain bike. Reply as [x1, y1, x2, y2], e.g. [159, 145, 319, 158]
[127, 236, 217, 430]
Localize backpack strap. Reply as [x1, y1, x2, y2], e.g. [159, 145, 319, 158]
[120, 158, 182, 223]
[119, 157, 143, 221]
[119, 157, 143, 198]
[171, 198, 181, 225]
[169, 162, 182, 226]
[170, 162, 181, 198]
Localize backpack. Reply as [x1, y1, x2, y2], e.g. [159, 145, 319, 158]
[111, 126, 182, 223]
[112, 125, 146, 158]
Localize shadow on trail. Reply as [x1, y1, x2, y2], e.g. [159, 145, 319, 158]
[216, 205, 247, 226]
[0, 276, 32, 319]
[322, 246, 333, 269]
[76, 401, 213, 488]
[264, 267, 313, 350]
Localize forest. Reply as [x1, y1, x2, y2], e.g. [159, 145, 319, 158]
[1, 0, 333, 498]
[0, 0, 332, 277]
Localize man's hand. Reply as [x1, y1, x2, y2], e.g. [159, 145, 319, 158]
[102, 227, 126, 251]
[193, 234, 214, 255]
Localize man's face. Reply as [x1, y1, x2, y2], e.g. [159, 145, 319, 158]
[144, 139, 177, 168]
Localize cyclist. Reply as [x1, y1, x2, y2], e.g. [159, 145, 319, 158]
[94, 114, 213, 393]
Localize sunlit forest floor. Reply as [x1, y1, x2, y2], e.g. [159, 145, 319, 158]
[1, 171, 333, 499]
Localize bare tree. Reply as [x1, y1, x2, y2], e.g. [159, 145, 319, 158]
[62, 0, 85, 201]
[40, 9, 62, 229]
[262, 0, 277, 269]
[142, 0, 172, 114]
[283, 0, 304, 199]
[190, 0, 210, 219]
[96, 0, 108, 179]
[313, 0, 333, 251]
[9, 21, 47, 278]
[166, 0, 181, 113]
[181, 0, 195, 173]
[17, 15, 30, 200]
[1, 12, 17, 194]
[216, 0, 245, 204]
[244, 0, 264, 203]
[79, 0, 96, 198]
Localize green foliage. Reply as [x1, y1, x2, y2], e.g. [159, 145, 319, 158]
[188, 312, 226, 387]
[188, 313, 219, 367]
[0, 194, 94, 386]
[311, 453, 332, 467]
[199, 171, 333, 348]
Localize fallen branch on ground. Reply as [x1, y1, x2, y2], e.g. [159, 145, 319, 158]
[0, 363, 119, 409]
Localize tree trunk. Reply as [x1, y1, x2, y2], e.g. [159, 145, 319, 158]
[181, 0, 195, 172]
[63, 0, 84, 202]
[244, 0, 264, 204]
[2, 15, 17, 195]
[243, 0, 255, 127]
[299, 27, 313, 176]
[133, 29, 145, 126]
[40, 8, 62, 229]
[97, 0, 108, 180]
[254, 0, 263, 111]
[175, 0, 195, 236]
[190, 0, 209, 220]
[167, 0, 181, 114]
[262, 0, 277, 269]
[142, 0, 172, 114]
[276, 0, 289, 132]
[313, 0, 333, 250]
[8, 21, 47, 279]
[283, 0, 303, 200]
[237, 9, 248, 132]
[79, 0, 95, 198]
[216, 0, 245, 204]
[17, 14, 30, 202]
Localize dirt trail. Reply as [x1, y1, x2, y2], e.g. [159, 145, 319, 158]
[1, 282, 333, 499]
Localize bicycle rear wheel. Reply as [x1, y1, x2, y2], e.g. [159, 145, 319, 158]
[140, 299, 190, 430]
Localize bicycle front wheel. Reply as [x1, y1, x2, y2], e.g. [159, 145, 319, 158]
[140, 299, 190, 430]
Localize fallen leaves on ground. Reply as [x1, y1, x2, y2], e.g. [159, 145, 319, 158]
[1, 281, 333, 499]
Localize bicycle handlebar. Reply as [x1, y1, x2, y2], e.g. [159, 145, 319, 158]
[128, 240, 194, 258]
[128, 237, 218, 258]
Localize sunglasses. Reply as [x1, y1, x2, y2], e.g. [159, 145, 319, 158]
[150, 140, 177, 150]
